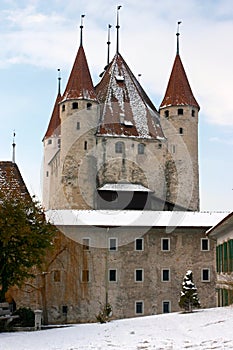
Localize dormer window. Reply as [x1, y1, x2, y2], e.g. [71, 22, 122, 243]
[87, 102, 92, 110]
[72, 102, 78, 109]
[165, 110, 169, 118]
[115, 75, 124, 82]
[178, 108, 183, 115]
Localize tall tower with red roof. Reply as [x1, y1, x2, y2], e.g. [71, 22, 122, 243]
[159, 24, 200, 210]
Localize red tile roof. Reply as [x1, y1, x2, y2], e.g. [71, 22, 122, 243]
[160, 54, 200, 110]
[0, 161, 29, 197]
[62, 46, 97, 101]
[43, 92, 62, 140]
[95, 53, 165, 140]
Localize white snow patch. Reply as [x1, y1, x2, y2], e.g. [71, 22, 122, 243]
[1, 307, 233, 350]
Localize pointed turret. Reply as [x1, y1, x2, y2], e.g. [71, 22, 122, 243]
[44, 93, 62, 140]
[160, 54, 199, 109]
[62, 16, 97, 102]
[160, 22, 199, 110]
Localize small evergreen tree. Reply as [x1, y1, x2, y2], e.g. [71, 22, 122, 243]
[179, 270, 200, 312]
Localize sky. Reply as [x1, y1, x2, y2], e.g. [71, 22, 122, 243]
[0, 0, 232, 212]
[1, 306, 233, 349]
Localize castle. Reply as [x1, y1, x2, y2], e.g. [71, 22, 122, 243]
[42, 16, 199, 213]
[5, 16, 227, 324]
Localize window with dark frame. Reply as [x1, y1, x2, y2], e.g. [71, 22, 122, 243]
[202, 268, 210, 282]
[109, 238, 117, 251]
[178, 108, 183, 115]
[162, 269, 170, 281]
[109, 269, 117, 282]
[161, 238, 170, 251]
[135, 238, 143, 251]
[162, 301, 170, 313]
[72, 102, 78, 109]
[135, 269, 143, 282]
[201, 238, 209, 251]
[135, 301, 144, 314]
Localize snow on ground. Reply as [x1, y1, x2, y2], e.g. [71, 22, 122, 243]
[1, 307, 233, 350]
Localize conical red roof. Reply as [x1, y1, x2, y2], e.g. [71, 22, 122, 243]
[62, 45, 97, 101]
[95, 53, 165, 140]
[160, 54, 199, 110]
[43, 92, 62, 140]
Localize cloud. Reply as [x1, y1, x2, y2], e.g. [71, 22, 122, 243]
[0, 0, 233, 127]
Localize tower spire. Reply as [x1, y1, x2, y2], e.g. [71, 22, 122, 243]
[57, 68, 61, 95]
[12, 131, 16, 163]
[80, 14, 85, 47]
[107, 24, 112, 65]
[176, 21, 182, 55]
[116, 5, 122, 53]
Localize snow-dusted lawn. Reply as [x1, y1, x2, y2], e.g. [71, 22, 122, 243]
[1, 307, 233, 349]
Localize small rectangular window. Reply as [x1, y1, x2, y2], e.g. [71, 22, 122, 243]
[201, 238, 209, 251]
[48, 139, 52, 145]
[135, 238, 144, 251]
[82, 270, 89, 283]
[135, 269, 144, 282]
[46, 171, 49, 177]
[82, 238, 90, 251]
[135, 301, 144, 315]
[62, 305, 68, 315]
[202, 268, 210, 282]
[162, 269, 170, 282]
[77, 122, 80, 130]
[161, 238, 170, 251]
[179, 127, 183, 135]
[178, 108, 183, 115]
[109, 269, 117, 282]
[84, 141, 87, 150]
[138, 143, 144, 155]
[192, 110, 195, 117]
[54, 270, 61, 282]
[109, 238, 117, 251]
[162, 301, 171, 313]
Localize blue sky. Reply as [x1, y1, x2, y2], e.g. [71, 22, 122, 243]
[0, 0, 232, 211]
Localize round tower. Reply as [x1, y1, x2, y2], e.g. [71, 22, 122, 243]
[159, 25, 200, 211]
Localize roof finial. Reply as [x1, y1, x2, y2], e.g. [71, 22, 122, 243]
[57, 68, 61, 95]
[107, 24, 112, 65]
[12, 131, 16, 163]
[176, 21, 182, 55]
[116, 5, 122, 53]
[80, 14, 85, 47]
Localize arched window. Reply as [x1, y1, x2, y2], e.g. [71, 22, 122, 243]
[178, 108, 183, 115]
[138, 143, 145, 154]
[72, 102, 78, 109]
[87, 102, 92, 110]
[115, 141, 124, 153]
[165, 110, 169, 118]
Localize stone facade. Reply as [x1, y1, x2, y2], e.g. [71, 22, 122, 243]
[9, 211, 227, 324]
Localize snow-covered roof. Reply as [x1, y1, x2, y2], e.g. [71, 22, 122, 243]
[97, 183, 152, 192]
[46, 210, 227, 229]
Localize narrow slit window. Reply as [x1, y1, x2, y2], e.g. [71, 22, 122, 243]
[165, 110, 169, 118]
[84, 141, 87, 150]
[179, 127, 183, 135]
